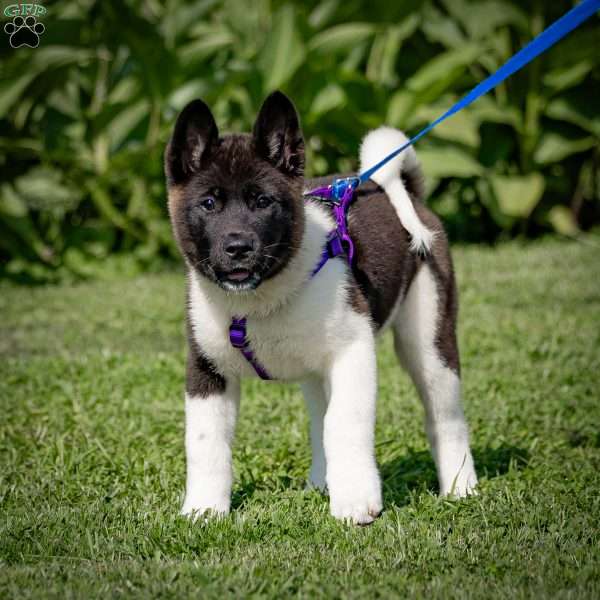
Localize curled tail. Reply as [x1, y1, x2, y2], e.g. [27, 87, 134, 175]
[359, 127, 434, 254]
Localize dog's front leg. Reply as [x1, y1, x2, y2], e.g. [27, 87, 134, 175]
[181, 347, 239, 519]
[324, 323, 382, 525]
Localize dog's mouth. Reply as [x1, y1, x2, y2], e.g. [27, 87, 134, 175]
[216, 268, 262, 292]
[227, 268, 251, 282]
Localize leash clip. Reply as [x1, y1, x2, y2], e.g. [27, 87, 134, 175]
[330, 176, 360, 204]
[303, 176, 360, 205]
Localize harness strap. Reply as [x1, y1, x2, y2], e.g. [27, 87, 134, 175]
[228, 317, 272, 380]
[311, 230, 346, 277]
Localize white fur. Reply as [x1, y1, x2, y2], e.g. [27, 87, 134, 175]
[181, 383, 240, 518]
[300, 334, 382, 525]
[393, 265, 477, 496]
[359, 126, 434, 254]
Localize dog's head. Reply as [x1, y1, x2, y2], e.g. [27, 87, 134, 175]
[165, 91, 305, 292]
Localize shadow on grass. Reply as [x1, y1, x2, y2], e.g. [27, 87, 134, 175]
[229, 444, 529, 511]
[381, 444, 529, 507]
[230, 474, 305, 511]
[231, 485, 259, 511]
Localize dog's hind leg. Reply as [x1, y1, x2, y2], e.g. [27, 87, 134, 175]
[393, 263, 477, 496]
[301, 378, 328, 491]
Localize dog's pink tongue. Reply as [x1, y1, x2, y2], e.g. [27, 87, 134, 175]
[228, 270, 250, 281]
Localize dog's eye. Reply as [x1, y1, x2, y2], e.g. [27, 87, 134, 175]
[200, 197, 216, 211]
[256, 194, 272, 209]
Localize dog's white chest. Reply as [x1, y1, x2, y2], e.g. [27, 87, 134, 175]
[187, 259, 358, 381]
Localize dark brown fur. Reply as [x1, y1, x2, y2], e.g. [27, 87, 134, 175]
[306, 176, 460, 373]
[185, 283, 226, 396]
[167, 93, 308, 397]
[165, 94, 306, 294]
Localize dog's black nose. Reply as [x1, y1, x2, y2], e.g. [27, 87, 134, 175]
[224, 235, 254, 259]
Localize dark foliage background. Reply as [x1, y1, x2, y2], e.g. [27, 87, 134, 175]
[1, 0, 598, 281]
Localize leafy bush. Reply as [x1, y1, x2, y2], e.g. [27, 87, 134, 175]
[1, 0, 598, 281]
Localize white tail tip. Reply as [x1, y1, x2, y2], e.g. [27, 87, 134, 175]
[359, 127, 434, 254]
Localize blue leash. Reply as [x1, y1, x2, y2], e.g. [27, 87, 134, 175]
[358, 0, 600, 184]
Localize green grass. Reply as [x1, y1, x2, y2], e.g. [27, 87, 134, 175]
[1, 238, 599, 599]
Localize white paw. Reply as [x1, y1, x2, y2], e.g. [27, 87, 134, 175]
[328, 469, 383, 525]
[440, 469, 478, 498]
[180, 497, 230, 521]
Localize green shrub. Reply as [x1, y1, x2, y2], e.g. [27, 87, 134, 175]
[1, 0, 598, 281]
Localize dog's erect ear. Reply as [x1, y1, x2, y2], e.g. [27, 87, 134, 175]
[165, 99, 218, 184]
[253, 91, 304, 177]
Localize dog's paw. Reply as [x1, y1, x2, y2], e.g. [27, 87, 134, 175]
[330, 492, 383, 525]
[440, 469, 478, 498]
[328, 470, 383, 525]
[180, 497, 230, 521]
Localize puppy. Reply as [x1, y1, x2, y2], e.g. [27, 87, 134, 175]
[164, 91, 477, 525]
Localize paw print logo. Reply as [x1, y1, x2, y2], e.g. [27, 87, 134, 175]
[4, 15, 45, 48]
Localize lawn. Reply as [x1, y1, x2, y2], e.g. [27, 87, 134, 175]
[1, 237, 599, 599]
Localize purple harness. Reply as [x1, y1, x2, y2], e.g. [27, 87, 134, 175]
[228, 177, 359, 380]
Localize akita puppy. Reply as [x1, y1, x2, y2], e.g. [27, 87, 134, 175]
[164, 91, 477, 525]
